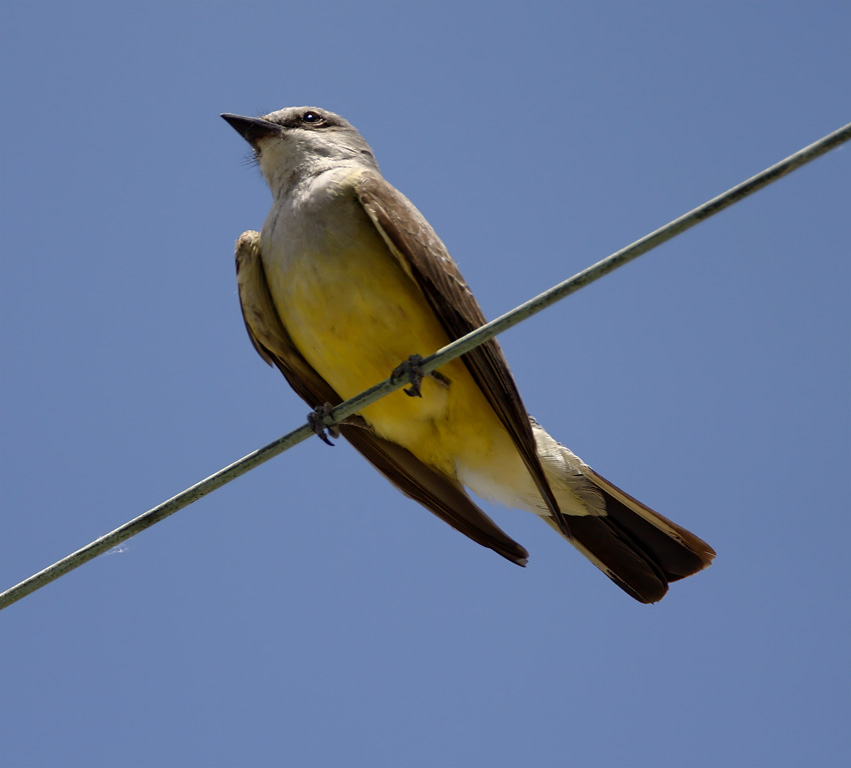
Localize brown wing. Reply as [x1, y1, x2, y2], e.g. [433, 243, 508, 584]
[355, 172, 568, 534]
[236, 231, 338, 406]
[235, 230, 529, 565]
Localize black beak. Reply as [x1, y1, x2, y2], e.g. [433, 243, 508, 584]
[221, 114, 281, 146]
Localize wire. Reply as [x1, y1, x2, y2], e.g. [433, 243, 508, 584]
[1, 121, 849, 612]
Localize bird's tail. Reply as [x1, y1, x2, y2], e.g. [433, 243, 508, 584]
[534, 424, 715, 603]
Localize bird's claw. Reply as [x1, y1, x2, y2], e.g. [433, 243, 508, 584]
[307, 403, 340, 446]
[392, 354, 426, 397]
[392, 354, 450, 397]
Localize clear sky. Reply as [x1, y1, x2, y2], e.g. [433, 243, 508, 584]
[2, 2, 848, 766]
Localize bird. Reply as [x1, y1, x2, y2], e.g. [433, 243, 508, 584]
[222, 105, 715, 603]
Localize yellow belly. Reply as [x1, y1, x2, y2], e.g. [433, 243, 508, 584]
[265, 234, 515, 478]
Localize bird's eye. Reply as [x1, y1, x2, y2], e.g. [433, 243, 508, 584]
[301, 111, 324, 125]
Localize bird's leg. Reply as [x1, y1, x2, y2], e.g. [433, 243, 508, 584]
[307, 403, 341, 446]
[307, 406, 371, 445]
[392, 354, 451, 397]
[390, 354, 442, 398]
[392, 354, 426, 397]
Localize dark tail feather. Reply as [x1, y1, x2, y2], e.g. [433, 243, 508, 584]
[551, 468, 715, 603]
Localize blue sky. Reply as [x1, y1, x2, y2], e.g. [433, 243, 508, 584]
[2, 2, 848, 766]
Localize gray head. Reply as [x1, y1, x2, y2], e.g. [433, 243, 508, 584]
[222, 106, 378, 193]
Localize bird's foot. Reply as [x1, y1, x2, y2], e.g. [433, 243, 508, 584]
[391, 354, 449, 398]
[392, 354, 426, 397]
[307, 403, 340, 446]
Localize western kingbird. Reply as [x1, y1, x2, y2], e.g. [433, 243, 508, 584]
[222, 106, 714, 603]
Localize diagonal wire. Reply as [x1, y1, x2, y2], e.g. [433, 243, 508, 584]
[1, 121, 849, 612]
